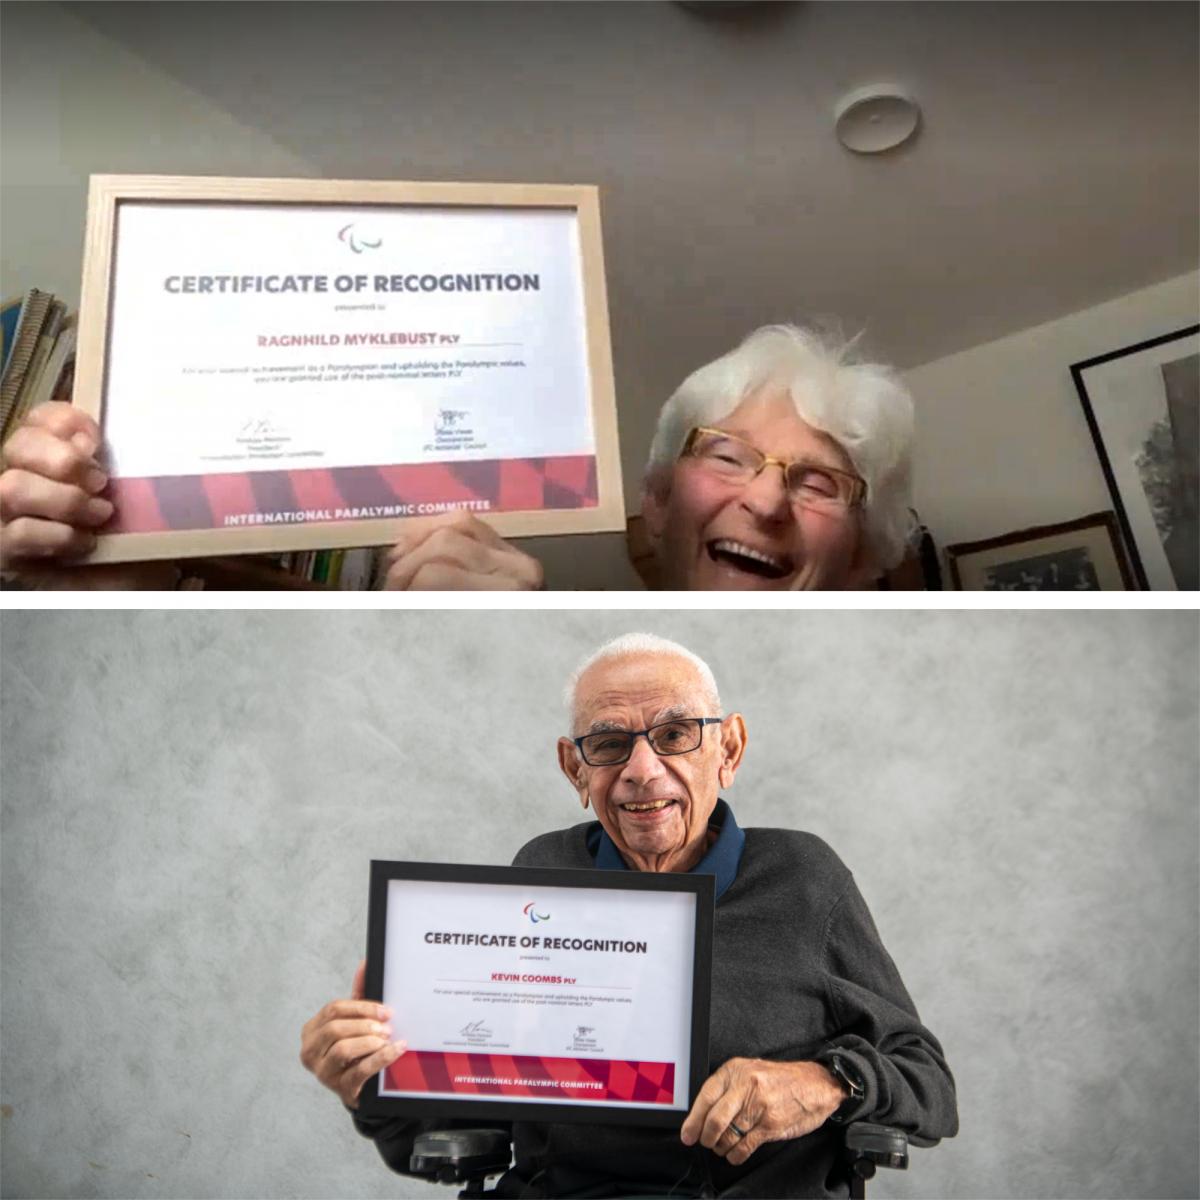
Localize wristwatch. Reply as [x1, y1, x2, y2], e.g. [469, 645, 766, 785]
[825, 1053, 866, 1123]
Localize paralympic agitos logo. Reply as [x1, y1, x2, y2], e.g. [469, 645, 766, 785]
[522, 902, 550, 924]
[338, 222, 383, 254]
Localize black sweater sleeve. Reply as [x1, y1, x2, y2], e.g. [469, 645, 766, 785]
[348, 1109, 434, 1176]
[815, 876, 959, 1142]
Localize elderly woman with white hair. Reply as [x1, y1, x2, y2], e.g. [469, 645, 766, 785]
[374, 323, 914, 590]
[0, 324, 915, 590]
[638, 324, 913, 590]
[375, 323, 915, 590]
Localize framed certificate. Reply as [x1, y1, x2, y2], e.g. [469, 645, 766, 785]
[73, 175, 624, 563]
[358, 861, 714, 1128]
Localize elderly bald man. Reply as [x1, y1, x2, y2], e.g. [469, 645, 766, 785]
[0, 325, 914, 590]
[300, 634, 957, 1198]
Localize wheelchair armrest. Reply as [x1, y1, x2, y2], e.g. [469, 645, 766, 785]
[844, 1120, 937, 1185]
[409, 1128, 513, 1186]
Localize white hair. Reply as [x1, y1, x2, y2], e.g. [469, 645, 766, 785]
[644, 323, 916, 570]
[564, 633, 722, 733]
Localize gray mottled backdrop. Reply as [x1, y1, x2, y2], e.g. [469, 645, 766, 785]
[1, 611, 1197, 1200]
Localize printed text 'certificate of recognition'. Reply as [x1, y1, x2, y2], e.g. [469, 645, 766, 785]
[360, 862, 714, 1127]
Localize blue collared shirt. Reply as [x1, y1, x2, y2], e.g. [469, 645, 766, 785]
[585, 798, 745, 901]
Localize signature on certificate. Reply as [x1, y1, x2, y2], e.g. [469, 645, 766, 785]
[240, 417, 281, 438]
[436, 408, 469, 433]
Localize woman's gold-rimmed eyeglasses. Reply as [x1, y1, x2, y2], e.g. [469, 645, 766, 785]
[679, 427, 867, 511]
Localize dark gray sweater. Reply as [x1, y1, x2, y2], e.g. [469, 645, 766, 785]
[353, 819, 957, 1198]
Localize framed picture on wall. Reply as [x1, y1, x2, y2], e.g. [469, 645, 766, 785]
[945, 512, 1134, 590]
[73, 175, 624, 564]
[1071, 324, 1199, 590]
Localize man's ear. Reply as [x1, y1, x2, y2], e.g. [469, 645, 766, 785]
[557, 737, 590, 809]
[717, 714, 748, 789]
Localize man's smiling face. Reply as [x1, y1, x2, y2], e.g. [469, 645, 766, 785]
[644, 390, 866, 590]
[557, 652, 746, 873]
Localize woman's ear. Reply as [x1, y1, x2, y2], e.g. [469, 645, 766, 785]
[640, 469, 672, 544]
[843, 521, 882, 590]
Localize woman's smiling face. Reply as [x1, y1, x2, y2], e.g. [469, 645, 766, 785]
[644, 391, 866, 591]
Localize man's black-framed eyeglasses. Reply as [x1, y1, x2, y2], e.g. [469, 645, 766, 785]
[573, 717, 723, 766]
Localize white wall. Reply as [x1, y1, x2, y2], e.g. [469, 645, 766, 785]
[0, 3, 311, 303]
[906, 272, 1200, 553]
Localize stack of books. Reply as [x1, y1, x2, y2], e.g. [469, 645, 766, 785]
[254, 548, 380, 589]
[176, 546, 383, 590]
[1, 288, 78, 443]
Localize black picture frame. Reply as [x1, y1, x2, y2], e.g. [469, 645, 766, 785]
[1070, 324, 1200, 590]
[358, 860, 714, 1128]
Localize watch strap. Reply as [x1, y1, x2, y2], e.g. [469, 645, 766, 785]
[825, 1052, 867, 1123]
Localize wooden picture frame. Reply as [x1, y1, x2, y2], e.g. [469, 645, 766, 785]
[74, 175, 624, 564]
[1070, 325, 1199, 590]
[945, 512, 1135, 590]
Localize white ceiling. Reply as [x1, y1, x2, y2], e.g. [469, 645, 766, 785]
[57, 0, 1200, 382]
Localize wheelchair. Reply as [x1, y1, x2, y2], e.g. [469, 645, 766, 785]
[408, 1121, 936, 1199]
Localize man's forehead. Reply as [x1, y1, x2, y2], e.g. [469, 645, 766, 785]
[575, 653, 706, 717]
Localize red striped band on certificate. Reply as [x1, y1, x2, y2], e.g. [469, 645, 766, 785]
[386, 1050, 675, 1105]
[104, 454, 598, 533]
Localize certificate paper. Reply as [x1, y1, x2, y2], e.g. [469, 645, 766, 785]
[73, 177, 623, 562]
[359, 862, 714, 1127]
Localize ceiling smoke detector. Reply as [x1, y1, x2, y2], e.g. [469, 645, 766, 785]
[834, 85, 921, 154]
